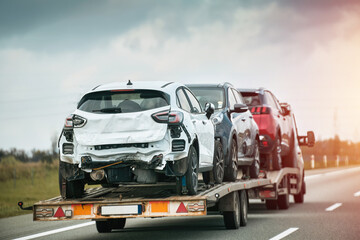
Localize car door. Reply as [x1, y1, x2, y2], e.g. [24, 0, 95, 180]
[183, 88, 214, 169]
[228, 88, 246, 158]
[232, 88, 254, 157]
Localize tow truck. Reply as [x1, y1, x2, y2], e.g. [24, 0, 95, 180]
[19, 118, 314, 232]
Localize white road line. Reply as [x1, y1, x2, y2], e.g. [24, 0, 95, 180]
[269, 227, 299, 240]
[13, 221, 95, 240]
[305, 166, 360, 181]
[354, 191, 360, 197]
[326, 203, 342, 211]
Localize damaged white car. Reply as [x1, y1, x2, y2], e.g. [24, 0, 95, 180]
[59, 81, 215, 198]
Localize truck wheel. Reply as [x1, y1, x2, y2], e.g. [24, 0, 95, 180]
[223, 192, 241, 229]
[265, 200, 277, 210]
[272, 136, 282, 170]
[59, 168, 84, 199]
[110, 218, 126, 229]
[277, 176, 290, 209]
[239, 190, 248, 227]
[224, 140, 238, 182]
[249, 141, 260, 179]
[294, 180, 305, 203]
[96, 220, 112, 233]
[186, 145, 199, 195]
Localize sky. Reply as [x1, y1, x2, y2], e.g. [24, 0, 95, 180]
[1, 0, 360, 151]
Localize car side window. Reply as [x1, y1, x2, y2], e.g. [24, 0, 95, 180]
[184, 88, 202, 113]
[232, 89, 244, 104]
[228, 88, 237, 107]
[176, 89, 192, 112]
[265, 92, 281, 111]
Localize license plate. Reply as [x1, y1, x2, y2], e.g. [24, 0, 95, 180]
[101, 205, 141, 215]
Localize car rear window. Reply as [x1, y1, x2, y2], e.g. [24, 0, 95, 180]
[77, 90, 169, 114]
[188, 87, 225, 110]
[241, 92, 263, 106]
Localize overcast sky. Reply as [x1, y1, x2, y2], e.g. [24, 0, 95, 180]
[1, 0, 360, 151]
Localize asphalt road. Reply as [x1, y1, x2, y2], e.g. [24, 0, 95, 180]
[1, 166, 359, 240]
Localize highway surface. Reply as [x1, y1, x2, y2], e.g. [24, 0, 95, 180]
[1, 166, 359, 240]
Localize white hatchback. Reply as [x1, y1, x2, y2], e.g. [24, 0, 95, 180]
[59, 81, 215, 198]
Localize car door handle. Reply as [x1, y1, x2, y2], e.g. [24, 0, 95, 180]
[249, 116, 253, 119]
[241, 118, 246, 122]
[202, 120, 207, 125]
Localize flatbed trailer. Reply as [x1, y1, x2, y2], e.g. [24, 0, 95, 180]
[19, 166, 305, 232]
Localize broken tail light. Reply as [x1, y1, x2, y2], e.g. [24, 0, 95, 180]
[64, 115, 87, 128]
[152, 111, 184, 125]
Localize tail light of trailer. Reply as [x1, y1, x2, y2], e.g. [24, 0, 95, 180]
[250, 106, 271, 115]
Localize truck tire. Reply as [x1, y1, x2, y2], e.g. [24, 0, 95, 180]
[110, 218, 126, 229]
[59, 168, 84, 199]
[249, 141, 260, 179]
[223, 192, 241, 229]
[272, 135, 282, 170]
[186, 145, 199, 195]
[239, 190, 248, 227]
[96, 220, 112, 233]
[277, 176, 289, 210]
[203, 140, 225, 184]
[224, 140, 238, 182]
[294, 180, 305, 203]
[265, 200, 277, 210]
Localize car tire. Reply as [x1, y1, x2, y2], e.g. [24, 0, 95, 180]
[59, 168, 84, 199]
[249, 141, 260, 179]
[282, 133, 296, 168]
[96, 221, 112, 233]
[272, 135, 282, 170]
[203, 140, 225, 184]
[224, 140, 238, 182]
[186, 145, 199, 195]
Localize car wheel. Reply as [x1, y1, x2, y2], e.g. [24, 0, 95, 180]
[282, 133, 296, 168]
[59, 167, 84, 199]
[272, 135, 282, 170]
[96, 220, 112, 233]
[249, 141, 260, 179]
[186, 145, 199, 195]
[203, 140, 225, 184]
[224, 140, 238, 182]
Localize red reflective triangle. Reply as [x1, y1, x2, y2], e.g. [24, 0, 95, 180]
[54, 207, 65, 217]
[176, 202, 188, 213]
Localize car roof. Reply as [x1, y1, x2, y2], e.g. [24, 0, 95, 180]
[238, 88, 266, 95]
[90, 81, 183, 93]
[187, 82, 234, 88]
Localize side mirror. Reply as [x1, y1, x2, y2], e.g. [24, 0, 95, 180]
[307, 131, 315, 147]
[232, 103, 248, 113]
[280, 103, 291, 116]
[298, 131, 315, 147]
[204, 102, 215, 119]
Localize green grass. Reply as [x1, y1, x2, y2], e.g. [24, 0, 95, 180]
[0, 167, 59, 218]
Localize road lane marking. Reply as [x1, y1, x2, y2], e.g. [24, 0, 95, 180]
[305, 166, 360, 181]
[269, 228, 299, 240]
[13, 221, 95, 240]
[354, 191, 360, 197]
[326, 203, 342, 211]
